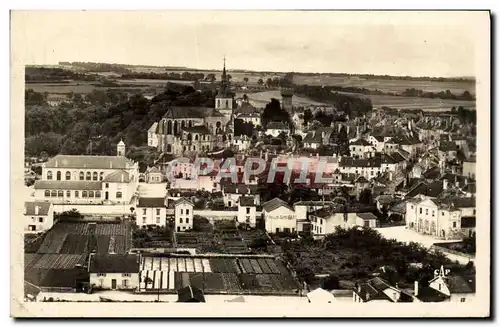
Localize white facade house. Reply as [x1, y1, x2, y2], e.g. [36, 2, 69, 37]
[262, 198, 296, 234]
[405, 197, 475, 240]
[349, 139, 376, 158]
[89, 254, 140, 290]
[427, 266, 476, 303]
[310, 209, 377, 236]
[174, 198, 194, 232]
[136, 197, 167, 227]
[145, 166, 163, 183]
[24, 201, 54, 232]
[265, 122, 290, 138]
[237, 196, 257, 227]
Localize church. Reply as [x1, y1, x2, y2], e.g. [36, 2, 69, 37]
[148, 59, 235, 155]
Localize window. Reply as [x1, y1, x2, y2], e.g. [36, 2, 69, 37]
[320, 219, 323, 225]
[142, 209, 146, 215]
[186, 209, 190, 215]
[186, 218, 189, 224]
[122, 273, 131, 278]
[95, 191, 101, 198]
[57, 190, 63, 197]
[473, 209, 476, 215]
[364, 220, 370, 227]
[122, 279, 129, 288]
[97, 273, 106, 277]
[116, 192, 122, 199]
[51, 190, 57, 197]
[66, 191, 71, 198]
[426, 209, 428, 215]
[438, 284, 441, 291]
[105, 183, 109, 189]
[142, 217, 146, 224]
[453, 222, 457, 228]
[75, 191, 79, 198]
[89, 191, 94, 198]
[93, 172, 98, 181]
[180, 218, 183, 223]
[100, 172, 104, 181]
[85, 172, 91, 180]
[156, 209, 160, 215]
[180, 209, 183, 215]
[432, 210, 435, 217]
[156, 217, 160, 224]
[246, 208, 250, 214]
[442, 212, 445, 216]
[56, 171, 61, 180]
[47, 171, 53, 180]
[44, 190, 50, 197]
[461, 298, 466, 302]
[419, 208, 422, 214]
[276, 228, 280, 233]
[411, 205, 414, 209]
[65, 171, 71, 180]
[82, 191, 88, 198]
[79, 172, 84, 180]
[38, 217, 44, 223]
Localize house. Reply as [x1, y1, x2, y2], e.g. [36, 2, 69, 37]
[222, 184, 259, 208]
[136, 197, 167, 227]
[352, 277, 413, 303]
[309, 206, 377, 236]
[405, 196, 475, 239]
[174, 198, 194, 232]
[24, 201, 54, 232]
[339, 157, 382, 180]
[88, 254, 140, 290]
[237, 196, 257, 227]
[303, 131, 323, 149]
[265, 121, 290, 137]
[145, 166, 163, 183]
[293, 201, 330, 233]
[307, 288, 336, 303]
[177, 285, 206, 303]
[236, 112, 261, 127]
[427, 266, 475, 302]
[262, 197, 296, 234]
[349, 138, 375, 158]
[368, 135, 386, 152]
[438, 141, 459, 161]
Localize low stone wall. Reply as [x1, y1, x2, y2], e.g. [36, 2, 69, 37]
[54, 204, 132, 216]
[431, 244, 475, 259]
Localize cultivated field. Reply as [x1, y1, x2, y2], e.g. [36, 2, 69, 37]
[25, 81, 161, 95]
[235, 90, 328, 108]
[335, 91, 476, 111]
[138, 255, 298, 295]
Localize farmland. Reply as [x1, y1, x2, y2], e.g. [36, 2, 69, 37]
[234, 90, 328, 108]
[138, 255, 299, 295]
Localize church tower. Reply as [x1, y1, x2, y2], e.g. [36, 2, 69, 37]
[117, 139, 126, 157]
[215, 57, 234, 120]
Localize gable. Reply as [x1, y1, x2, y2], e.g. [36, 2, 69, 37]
[418, 198, 438, 209]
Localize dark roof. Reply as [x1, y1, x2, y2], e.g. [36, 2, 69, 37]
[137, 197, 166, 208]
[439, 141, 458, 152]
[422, 167, 441, 180]
[445, 275, 475, 294]
[263, 198, 294, 213]
[223, 184, 258, 195]
[355, 176, 369, 184]
[103, 170, 130, 183]
[173, 198, 194, 207]
[162, 106, 213, 119]
[406, 181, 443, 198]
[177, 285, 206, 302]
[89, 254, 140, 273]
[356, 212, 377, 220]
[239, 196, 256, 207]
[340, 157, 381, 168]
[266, 121, 289, 130]
[373, 135, 385, 142]
[34, 180, 102, 191]
[350, 138, 372, 146]
[417, 286, 449, 302]
[25, 201, 52, 216]
[45, 155, 135, 169]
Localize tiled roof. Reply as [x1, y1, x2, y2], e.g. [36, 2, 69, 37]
[262, 197, 293, 213]
[417, 286, 449, 302]
[103, 170, 130, 183]
[162, 106, 213, 119]
[439, 141, 458, 152]
[445, 275, 475, 294]
[239, 196, 256, 207]
[350, 138, 371, 146]
[34, 180, 102, 191]
[340, 157, 381, 168]
[137, 197, 166, 208]
[25, 201, 52, 216]
[266, 121, 289, 130]
[148, 122, 158, 133]
[89, 254, 140, 273]
[356, 212, 377, 220]
[146, 166, 161, 174]
[44, 155, 135, 169]
[406, 181, 443, 198]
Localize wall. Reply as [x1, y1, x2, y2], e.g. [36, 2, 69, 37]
[264, 207, 296, 234]
[53, 204, 133, 216]
[24, 206, 54, 232]
[90, 272, 139, 290]
[237, 205, 257, 227]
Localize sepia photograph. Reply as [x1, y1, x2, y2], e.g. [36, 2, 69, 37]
[10, 9, 491, 318]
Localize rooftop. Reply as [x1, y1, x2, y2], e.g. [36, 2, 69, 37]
[89, 254, 140, 274]
[137, 197, 166, 208]
[44, 155, 135, 170]
[34, 180, 103, 191]
[25, 201, 52, 216]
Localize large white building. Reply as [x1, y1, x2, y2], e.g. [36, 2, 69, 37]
[405, 196, 476, 240]
[309, 207, 377, 236]
[34, 142, 139, 205]
[136, 197, 168, 227]
[174, 198, 194, 232]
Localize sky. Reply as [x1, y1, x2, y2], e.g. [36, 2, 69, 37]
[12, 11, 484, 77]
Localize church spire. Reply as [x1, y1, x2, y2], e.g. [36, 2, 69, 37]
[218, 56, 230, 97]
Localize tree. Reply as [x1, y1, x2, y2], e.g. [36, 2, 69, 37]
[321, 274, 340, 290]
[243, 77, 249, 85]
[359, 189, 372, 205]
[257, 78, 264, 86]
[303, 109, 313, 126]
[261, 98, 291, 127]
[265, 78, 273, 88]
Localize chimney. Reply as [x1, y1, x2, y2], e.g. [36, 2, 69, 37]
[414, 281, 419, 297]
[389, 171, 393, 181]
[236, 187, 239, 194]
[443, 179, 448, 190]
[34, 205, 39, 215]
[55, 160, 58, 168]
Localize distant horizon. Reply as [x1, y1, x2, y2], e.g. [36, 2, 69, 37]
[27, 61, 476, 81]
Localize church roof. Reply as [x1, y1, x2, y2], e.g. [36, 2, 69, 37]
[44, 155, 135, 169]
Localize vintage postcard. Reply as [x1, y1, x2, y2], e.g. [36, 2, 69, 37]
[10, 10, 490, 318]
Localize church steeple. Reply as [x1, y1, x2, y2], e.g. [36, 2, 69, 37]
[218, 56, 231, 98]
